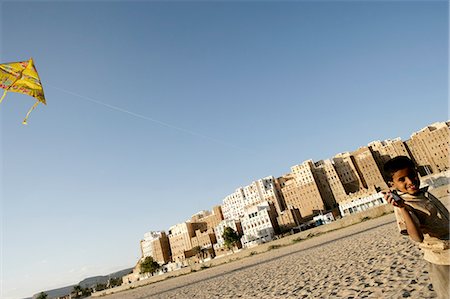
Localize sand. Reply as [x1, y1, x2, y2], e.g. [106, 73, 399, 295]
[99, 214, 438, 299]
[95, 186, 449, 299]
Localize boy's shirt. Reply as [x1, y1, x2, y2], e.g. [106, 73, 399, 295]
[393, 187, 450, 265]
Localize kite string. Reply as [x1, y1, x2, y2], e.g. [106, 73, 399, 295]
[48, 84, 256, 154]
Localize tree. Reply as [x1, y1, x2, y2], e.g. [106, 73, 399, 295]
[109, 277, 123, 288]
[72, 285, 82, 298]
[192, 246, 201, 259]
[94, 283, 107, 292]
[192, 246, 208, 262]
[199, 246, 209, 261]
[81, 287, 92, 296]
[36, 292, 48, 299]
[140, 256, 160, 275]
[222, 226, 241, 252]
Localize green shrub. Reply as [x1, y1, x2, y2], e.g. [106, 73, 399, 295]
[268, 244, 282, 251]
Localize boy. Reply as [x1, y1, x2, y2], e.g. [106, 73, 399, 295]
[383, 156, 449, 299]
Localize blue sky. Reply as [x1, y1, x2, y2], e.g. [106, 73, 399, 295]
[1, 1, 448, 298]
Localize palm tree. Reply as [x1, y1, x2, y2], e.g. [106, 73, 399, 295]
[199, 246, 209, 262]
[191, 246, 202, 262]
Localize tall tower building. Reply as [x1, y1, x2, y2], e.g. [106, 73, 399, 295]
[140, 231, 171, 264]
[240, 201, 279, 248]
[168, 222, 196, 263]
[222, 177, 285, 221]
[222, 188, 246, 220]
[405, 121, 450, 174]
[140, 231, 163, 258]
[351, 146, 388, 191]
[313, 159, 347, 206]
[368, 138, 410, 172]
[289, 160, 326, 217]
[190, 206, 224, 231]
[150, 232, 171, 264]
[243, 176, 285, 214]
[214, 219, 243, 253]
[332, 152, 364, 194]
[277, 173, 303, 211]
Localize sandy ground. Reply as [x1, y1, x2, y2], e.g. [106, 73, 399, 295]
[100, 214, 439, 299]
[96, 185, 449, 299]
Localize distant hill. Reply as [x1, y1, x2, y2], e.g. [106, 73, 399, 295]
[78, 267, 133, 288]
[31, 267, 133, 299]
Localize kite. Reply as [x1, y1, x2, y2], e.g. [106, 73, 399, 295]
[0, 58, 46, 124]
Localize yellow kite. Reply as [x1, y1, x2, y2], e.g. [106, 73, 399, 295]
[0, 58, 46, 124]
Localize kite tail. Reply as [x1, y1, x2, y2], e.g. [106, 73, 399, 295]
[0, 90, 7, 104]
[22, 101, 39, 125]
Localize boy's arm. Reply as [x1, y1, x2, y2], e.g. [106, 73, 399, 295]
[397, 206, 423, 242]
[385, 192, 424, 242]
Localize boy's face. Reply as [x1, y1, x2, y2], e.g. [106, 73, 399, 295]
[389, 167, 420, 195]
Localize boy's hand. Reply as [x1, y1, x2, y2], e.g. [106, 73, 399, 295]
[383, 192, 406, 208]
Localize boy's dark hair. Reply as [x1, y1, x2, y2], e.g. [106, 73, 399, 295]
[383, 156, 416, 182]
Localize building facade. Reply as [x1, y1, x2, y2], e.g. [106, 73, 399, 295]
[140, 231, 164, 258]
[312, 159, 347, 207]
[190, 206, 224, 231]
[167, 222, 195, 263]
[288, 160, 326, 217]
[405, 122, 450, 175]
[368, 138, 410, 172]
[240, 201, 279, 248]
[351, 146, 388, 191]
[332, 152, 365, 194]
[277, 173, 302, 211]
[150, 232, 171, 264]
[276, 207, 302, 232]
[339, 192, 386, 217]
[214, 219, 243, 250]
[242, 176, 285, 213]
[222, 188, 246, 220]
